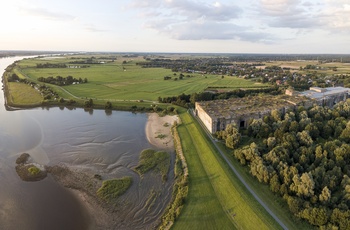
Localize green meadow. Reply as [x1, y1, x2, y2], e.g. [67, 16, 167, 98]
[6, 82, 43, 106]
[17, 56, 268, 102]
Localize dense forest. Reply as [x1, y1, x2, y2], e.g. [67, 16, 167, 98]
[217, 100, 350, 229]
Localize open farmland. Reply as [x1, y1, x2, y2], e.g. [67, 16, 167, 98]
[263, 60, 350, 75]
[17, 55, 268, 102]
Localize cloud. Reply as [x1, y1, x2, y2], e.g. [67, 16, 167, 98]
[129, 0, 273, 43]
[258, 0, 322, 29]
[321, 3, 350, 31]
[257, 0, 350, 34]
[19, 6, 75, 21]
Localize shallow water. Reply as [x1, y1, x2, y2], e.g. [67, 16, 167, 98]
[0, 56, 174, 229]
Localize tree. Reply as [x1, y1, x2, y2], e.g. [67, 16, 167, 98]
[225, 124, 241, 149]
[297, 131, 313, 147]
[319, 186, 331, 203]
[340, 121, 350, 143]
[290, 172, 315, 198]
[105, 101, 112, 110]
[250, 157, 271, 183]
[267, 137, 276, 150]
[270, 173, 281, 193]
[84, 98, 93, 108]
[247, 119, 262, 137]
[271, 109, 281, 122]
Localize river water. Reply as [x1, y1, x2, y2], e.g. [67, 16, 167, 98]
[0, 56, 173, 229]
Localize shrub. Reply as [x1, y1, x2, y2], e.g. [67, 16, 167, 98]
[28, 166, 41, 175]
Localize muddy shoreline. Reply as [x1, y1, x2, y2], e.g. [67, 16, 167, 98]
[48, 113, 179, 229]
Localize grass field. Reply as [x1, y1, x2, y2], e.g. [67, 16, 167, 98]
[6, 82, 43, 106]
[173, 111, 281, 230]
[263, 60, 350, 75]
[17, 56, 268, 102]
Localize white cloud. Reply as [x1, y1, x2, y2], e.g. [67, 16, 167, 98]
[258, 0, 322, 29]
[129, 0, 274, 42]
[321, 2, 350, 31]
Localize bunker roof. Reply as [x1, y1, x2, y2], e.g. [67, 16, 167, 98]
[196, 95, 306, 119]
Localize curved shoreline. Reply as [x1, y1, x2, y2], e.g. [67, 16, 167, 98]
[145, 113, 179, 150]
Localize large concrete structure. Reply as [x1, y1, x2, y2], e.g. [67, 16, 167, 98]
[195, 95, 305, 134]
[298, 87, 350, 107]
[195, 87, 350, 134]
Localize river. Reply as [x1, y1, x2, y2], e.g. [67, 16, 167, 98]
[0, 56, 173, 229]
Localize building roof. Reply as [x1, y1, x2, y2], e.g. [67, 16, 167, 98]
[196, 95, 306, 119]
[298, 87, 350, 99]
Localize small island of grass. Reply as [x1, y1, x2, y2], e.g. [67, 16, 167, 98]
[135, 149, 170, 182]
[96, 177, 132, 202]
[15, 153, 47, 181]
[28, 166, 41, 175]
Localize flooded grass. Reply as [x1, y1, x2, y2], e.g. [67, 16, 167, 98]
[135, 149, 170, 182]
[96, 177, 132, 202]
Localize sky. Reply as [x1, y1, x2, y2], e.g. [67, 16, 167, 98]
[0, 0, 350, 54]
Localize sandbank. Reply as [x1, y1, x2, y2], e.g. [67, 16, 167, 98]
[145, 113, 179, 150]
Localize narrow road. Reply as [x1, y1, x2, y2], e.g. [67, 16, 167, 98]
[189, 109, 288, 230]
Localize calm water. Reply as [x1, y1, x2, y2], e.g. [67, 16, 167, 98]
[0, 56, 171, 229]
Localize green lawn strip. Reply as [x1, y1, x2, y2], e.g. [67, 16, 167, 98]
[134, 149, 170, 182]
[172, 117, 235, 230]
[96, 177, 132, 202]
[177, 112, 280, 230]
[216, 142, 314, 229]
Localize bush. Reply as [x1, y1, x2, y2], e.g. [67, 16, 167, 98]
[28, 166, 41, 175]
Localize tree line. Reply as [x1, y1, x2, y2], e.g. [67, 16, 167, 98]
[217, 101, 350, 229]
[36, 63, 67, 68]
[158, 86, 282, 108]
[37, 76, 88, 86]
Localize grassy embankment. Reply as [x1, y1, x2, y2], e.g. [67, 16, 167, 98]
[172, 111, 281, 230]
[6, 55, 268, 109]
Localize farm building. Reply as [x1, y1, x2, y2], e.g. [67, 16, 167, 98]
[195, 87, 350, 134]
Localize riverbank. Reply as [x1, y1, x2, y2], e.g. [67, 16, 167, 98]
[47, 165, 115, 230]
